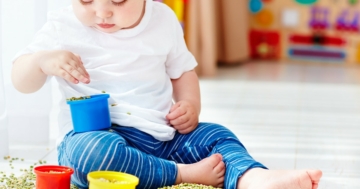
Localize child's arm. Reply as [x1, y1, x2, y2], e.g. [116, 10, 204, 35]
[11, 50, 90, 94]
[166, 70, 200, 134]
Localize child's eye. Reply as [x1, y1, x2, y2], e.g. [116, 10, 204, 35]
[112, 0, 127, 6]
[80, 0, 93, 5]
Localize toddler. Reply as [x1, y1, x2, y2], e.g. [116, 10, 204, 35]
[11, 0, 322, 188]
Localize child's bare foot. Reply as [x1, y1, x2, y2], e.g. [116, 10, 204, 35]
[238, 168, 322, 189]
[176, 153, 225, 188]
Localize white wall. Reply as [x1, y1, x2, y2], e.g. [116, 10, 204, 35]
[0, 0, 9, 157]
[1, 0, 70, 145]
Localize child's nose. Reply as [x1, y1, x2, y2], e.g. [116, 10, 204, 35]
[96, 9, 113, 19]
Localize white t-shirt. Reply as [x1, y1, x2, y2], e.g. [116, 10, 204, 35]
[13, 0, 197, 145]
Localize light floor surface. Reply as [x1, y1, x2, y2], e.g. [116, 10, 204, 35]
[1, 61, 360, 189]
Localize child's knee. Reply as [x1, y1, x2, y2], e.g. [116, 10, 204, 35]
[198, 122, 236, 136]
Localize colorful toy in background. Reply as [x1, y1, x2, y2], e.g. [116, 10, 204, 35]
[249, 30, 280, 59]
[288, 46, 346, 62]
[307, 6, 360, 32]
[288, 33, 346, 62]
[290, 5, 347, 63]
[309, 7, 329, 30]
[248, 0, 280, 60]
[291, 5, 360, 62]
[255, 8, 274, 27]
[289, 34, 346, 46]
[249, 0, 263, 14]
[335, 10, 360, 32]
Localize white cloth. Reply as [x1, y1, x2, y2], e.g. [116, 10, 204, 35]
[12, 0, 197, 145]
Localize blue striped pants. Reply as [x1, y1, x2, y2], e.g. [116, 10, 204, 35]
[58, 122, 266, 189]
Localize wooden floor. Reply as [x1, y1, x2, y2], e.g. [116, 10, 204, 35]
[200, 61, 360, 189]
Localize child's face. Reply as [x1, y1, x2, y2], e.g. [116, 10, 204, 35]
[72, 0, 145, 33]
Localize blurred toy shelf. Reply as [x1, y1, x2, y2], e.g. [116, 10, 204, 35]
[248, 0, 360, 65]
[156, 0, 360, 76]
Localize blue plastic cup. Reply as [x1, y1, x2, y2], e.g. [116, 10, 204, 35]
[67, 94, 111, 133]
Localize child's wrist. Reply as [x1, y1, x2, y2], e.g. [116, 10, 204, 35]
[32, 51, 49, 74]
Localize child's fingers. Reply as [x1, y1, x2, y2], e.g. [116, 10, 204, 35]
[80, 64, 90, 77]
[73, 53, 82, 60]
[170, 114, 188, 127]
[71, 56, 90, 77]
[175, 123, 190, 131]
[62, 63, 89, 84]
[169, 103, 180, 113]
[68, 59, 89, 79]
[167, 105, 185, 120]
[58, 69, 79, 84]
[76, 63, 90, 80]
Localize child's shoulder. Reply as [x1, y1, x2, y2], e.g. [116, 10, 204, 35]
[152, 1, 180, 23]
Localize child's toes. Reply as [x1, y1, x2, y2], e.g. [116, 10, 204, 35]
[214, 160, 225, 174]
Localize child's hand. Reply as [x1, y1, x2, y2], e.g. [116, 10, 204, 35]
[37, 50, 90, 84]
[166, 100, 199, 134]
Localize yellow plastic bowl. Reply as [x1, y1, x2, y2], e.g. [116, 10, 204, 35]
[87, 171, 139, 189]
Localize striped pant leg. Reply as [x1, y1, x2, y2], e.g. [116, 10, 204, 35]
[57, 129, 177, 189]
[158, 122, 267, 189]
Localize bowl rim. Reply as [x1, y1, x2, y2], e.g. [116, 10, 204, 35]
[33, 165, 74, 176]
[66, 94, 110, 105]
[87, 171, 139, 186]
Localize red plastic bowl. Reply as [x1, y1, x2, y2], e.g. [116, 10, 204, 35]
[34, 165, 74, 189]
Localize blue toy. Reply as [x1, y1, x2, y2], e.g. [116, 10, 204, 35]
[249, 0, 263, 14]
